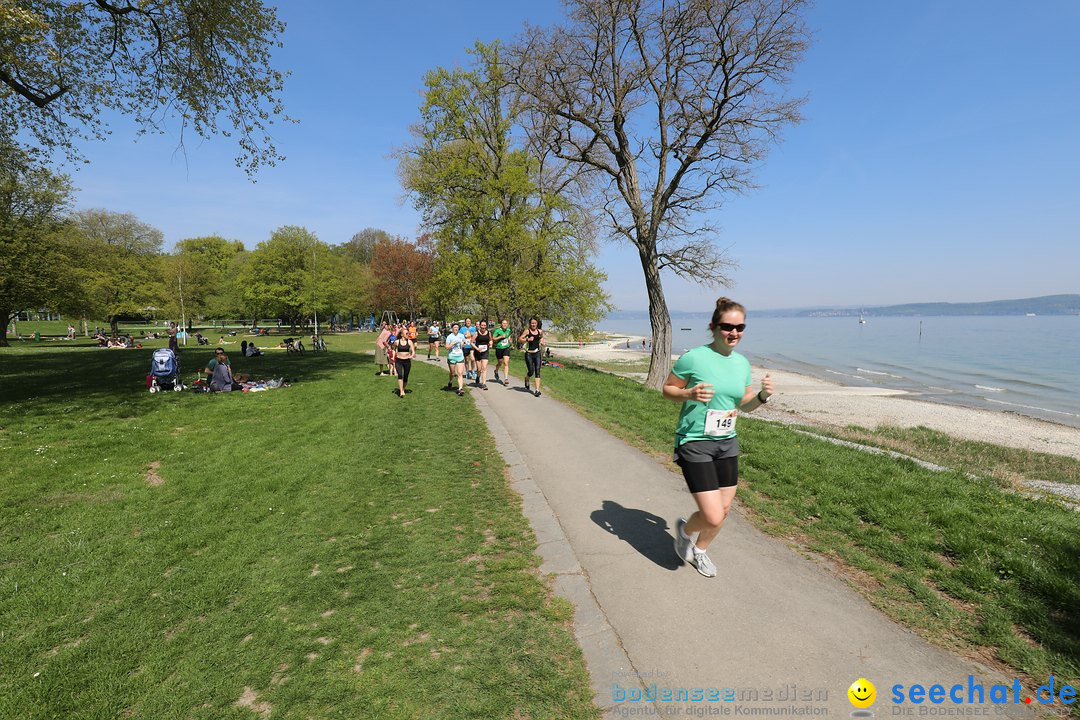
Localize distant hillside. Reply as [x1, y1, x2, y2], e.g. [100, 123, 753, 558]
[758, 294, 1080, 318]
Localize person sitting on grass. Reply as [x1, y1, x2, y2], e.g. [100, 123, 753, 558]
[204, 348, 250, 384]
[209, 355, 241, 392]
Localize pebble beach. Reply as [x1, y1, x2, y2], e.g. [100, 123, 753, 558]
[550, 337, 1080, 462]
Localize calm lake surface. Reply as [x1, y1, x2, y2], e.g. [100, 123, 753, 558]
[599, 312, 1080, 429]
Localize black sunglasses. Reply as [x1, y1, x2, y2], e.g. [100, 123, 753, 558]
[717, 323, 747, 333]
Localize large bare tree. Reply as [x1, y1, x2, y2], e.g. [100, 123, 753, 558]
[512, 0, 809, 388]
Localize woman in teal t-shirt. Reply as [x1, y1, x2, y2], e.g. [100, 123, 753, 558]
[661, 297, 774, 579]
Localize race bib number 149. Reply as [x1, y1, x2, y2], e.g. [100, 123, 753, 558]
[704, 409, 737, 437]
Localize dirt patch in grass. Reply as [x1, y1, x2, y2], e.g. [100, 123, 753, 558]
[352, 648, 372, 674]
[270, 663, 289, 686]
[462, 553, 484, 570]
[814, 552, 886, 594]
[403, 631, 431, 647]
[44, 635, 87, 658]
[146, 461, 164, 486]
[1012, 624, 1042, 650]
[234, 687, 272, 718]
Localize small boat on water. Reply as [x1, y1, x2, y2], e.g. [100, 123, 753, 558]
[1026, 313, 1037, 317]
[680, 327, 692, 331]
[858, 312, 866, 325]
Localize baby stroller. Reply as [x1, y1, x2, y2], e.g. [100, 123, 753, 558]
[194, 332, 210, 345]
[149, 348, 184, 393]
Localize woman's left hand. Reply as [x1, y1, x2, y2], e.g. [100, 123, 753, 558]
[760, 373, 774, 400]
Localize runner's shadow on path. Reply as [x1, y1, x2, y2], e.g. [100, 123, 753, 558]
[591, 500, 681, 570]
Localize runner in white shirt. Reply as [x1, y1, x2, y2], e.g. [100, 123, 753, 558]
[427, 321, 441, 360]
[444, 323, 467, 396]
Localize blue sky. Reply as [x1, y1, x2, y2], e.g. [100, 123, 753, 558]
[69, 1, 1080, 312]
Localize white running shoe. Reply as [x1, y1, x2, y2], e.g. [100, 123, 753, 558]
[673, 518, 696, 564]
[691, 548, 716, 578]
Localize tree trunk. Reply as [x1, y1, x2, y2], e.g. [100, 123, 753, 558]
[109, 316, 120, 334]
[0, 308, 13, 347]
[639, 244, 672, 390]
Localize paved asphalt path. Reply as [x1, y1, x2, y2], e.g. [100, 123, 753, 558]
[467, 376, 1041, 720]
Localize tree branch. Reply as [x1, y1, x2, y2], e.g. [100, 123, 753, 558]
[0, 68, 67, 108]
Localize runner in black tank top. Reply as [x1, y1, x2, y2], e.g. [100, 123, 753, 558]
[473, 320, 493, 390]
[394, 330, 415, 398]
[518, 316, 545, 397]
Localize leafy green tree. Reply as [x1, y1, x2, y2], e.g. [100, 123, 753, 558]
[70, 209, 164, 255]
[340, 228, 391, 265]
[0, 0, 289, 174]
[0, 139, 73, 345]
[512, 0, 809, 387]
[338, 258, 375, 323]
[401, 41, 610, 333]
[241, 226, 340, 330]
[161, 236, 245, 322]
[66, 209, 165, 332]
[211, 250, 254, 324]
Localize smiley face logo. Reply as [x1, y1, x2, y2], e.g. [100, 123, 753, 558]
[848, 678, 876, 708]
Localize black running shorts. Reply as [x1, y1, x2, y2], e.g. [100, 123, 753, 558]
[674, 438, 739, 493]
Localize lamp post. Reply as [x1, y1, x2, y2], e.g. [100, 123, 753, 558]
[178, 261, 187, 346]
[311, 246, 318, 339]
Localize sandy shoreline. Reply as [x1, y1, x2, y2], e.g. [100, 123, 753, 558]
[551, 337, 1080, 461]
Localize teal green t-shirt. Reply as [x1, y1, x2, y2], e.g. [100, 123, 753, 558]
[493, 327, 511, 349]
[672, 346, 752, 445]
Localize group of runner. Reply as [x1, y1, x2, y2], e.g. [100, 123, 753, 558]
[379, 317, 545, 398]
[428, 317, 545, 397]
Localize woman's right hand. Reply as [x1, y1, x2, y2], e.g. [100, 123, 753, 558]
[688, 383, 714, 402]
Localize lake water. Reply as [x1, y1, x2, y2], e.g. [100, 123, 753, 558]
[599, 312, 1080, 429]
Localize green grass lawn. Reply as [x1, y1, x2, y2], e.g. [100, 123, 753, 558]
[539, 360, 1080, 708]
[0, 336, 598, 719]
